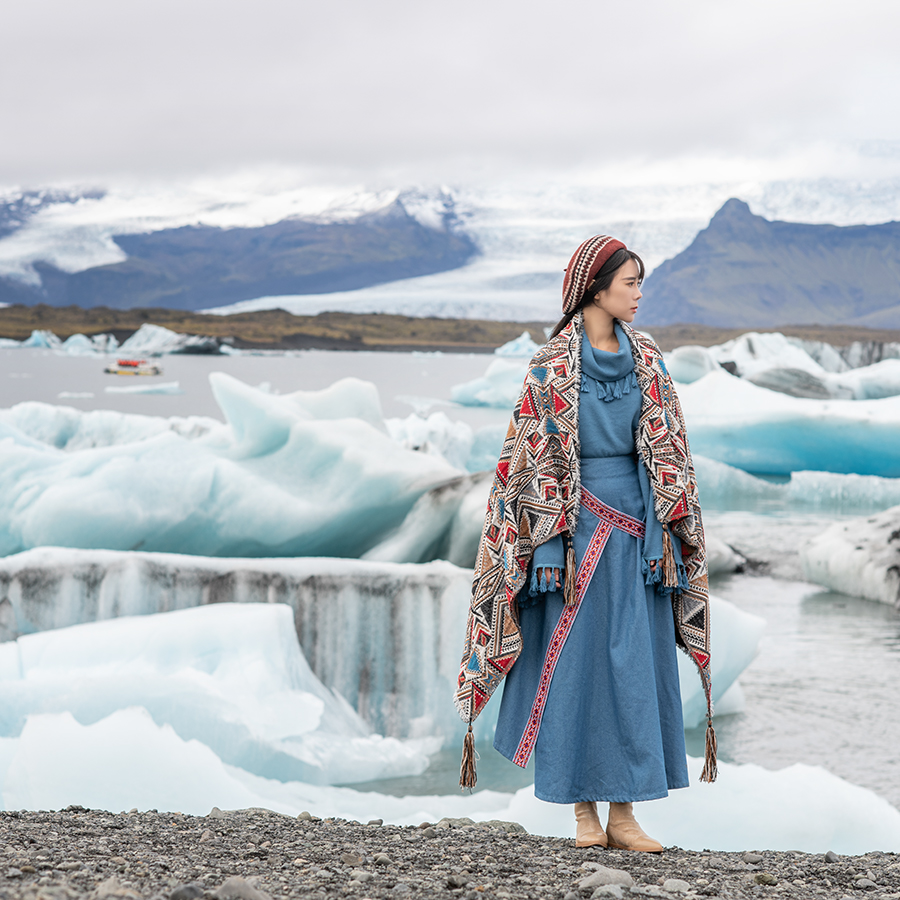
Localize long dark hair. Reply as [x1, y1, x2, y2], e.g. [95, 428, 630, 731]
[550, 247, 645, 338]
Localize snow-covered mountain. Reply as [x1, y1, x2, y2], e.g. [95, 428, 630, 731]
[2, 174, 900, 321]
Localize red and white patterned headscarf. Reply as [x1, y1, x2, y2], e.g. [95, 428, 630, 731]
[561, 235, 626, 314]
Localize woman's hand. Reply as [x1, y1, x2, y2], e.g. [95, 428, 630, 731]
[648, 560, 658, 573]
[535, 567, 562, 590]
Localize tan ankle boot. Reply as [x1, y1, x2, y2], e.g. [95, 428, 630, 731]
[574, 801, 608, 848]
[606, 802, 663, 853]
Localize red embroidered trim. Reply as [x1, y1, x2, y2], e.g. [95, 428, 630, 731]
[580, 489, 646, 539]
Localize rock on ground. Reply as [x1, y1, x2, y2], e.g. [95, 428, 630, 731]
[1, 808, 899, 900]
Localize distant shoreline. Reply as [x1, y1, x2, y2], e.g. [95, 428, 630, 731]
[2, 304, 900, 353]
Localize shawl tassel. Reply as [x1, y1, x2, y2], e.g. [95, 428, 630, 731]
[701, 717, 718, 783]
[563, 538, 577, 607]
[661, 527, 679, 590]
[459, 723, 478, 789]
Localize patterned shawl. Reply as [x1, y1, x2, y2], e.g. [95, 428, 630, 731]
[454, 314, 716, 784]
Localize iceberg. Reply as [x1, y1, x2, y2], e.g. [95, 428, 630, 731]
[118, 323, 221, 356]
[0, 550, 477, 742]
[679, 370, 900, 476]
[363, 473, 492, 567]
[20, 329, 61, 349]
[706, 332, 828, 379]
[0, 373, 459, 558]
[0, 547, 762, 742]
[665, 345, 722, 384]
[59, 332, 120, 356]
[450, 358, 527, 409]
[0, 603, 438, 788]
[694, 455, 900, 514]
[494, 331, 541, 357]
[104, 380, 184, 395]
[800, 505, 900, 608]
[671, 333, 900, 401]
[0, 401, 218, 451]
[386, 412, 474, 471]
[834, 358, 900, 400]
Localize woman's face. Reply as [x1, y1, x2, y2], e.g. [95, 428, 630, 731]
[593, 258, 642, 322]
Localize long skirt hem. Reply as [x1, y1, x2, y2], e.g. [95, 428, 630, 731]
[493, 454, 689, 802]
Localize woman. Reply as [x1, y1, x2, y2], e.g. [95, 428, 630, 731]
[454, 235, 716, 853]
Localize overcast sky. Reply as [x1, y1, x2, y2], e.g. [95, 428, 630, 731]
[3, 0, 900, 187]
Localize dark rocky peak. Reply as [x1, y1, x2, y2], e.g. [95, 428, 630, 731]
[694, 197, 770, 246]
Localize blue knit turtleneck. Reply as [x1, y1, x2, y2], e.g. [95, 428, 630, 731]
[580, 322, 638, 402]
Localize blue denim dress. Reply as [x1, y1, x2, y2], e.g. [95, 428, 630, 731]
[493, 325, 690, 803]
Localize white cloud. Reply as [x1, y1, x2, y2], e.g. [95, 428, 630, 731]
[1, 0, 899, 183]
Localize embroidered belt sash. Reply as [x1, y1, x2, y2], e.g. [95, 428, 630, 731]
[511, 489, 646, 768]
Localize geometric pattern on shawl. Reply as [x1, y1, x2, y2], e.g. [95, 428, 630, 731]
[454, 314, 712, 726]
[620, 321, 713, 710]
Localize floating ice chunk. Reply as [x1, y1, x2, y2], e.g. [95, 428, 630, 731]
[666, 345, 721, 384]
[57, 391, 94, 399]
[363, 472, 491, 567]
[494, 331, 541, 357]
[679, 595, 764, 729]
[0, 549, 477, 742]
[842, 339, 900, 368]
[0, 374, 459, 557]
[20, 329, 61, 349]
[283, 377, 386, 430]
[105, 381, 184, 395]
[386, 412, 474, 470]
[786, 336, 851, 373]
[695, 455, 900, 514]
[451, 357, 527, 408]
[60, 333, 100, 356]
[800, 505, 900, 608]
[707, 332, 826, 378]
[679, 370, 900, 476]
[705, 534, 744, 574]
[0, 603, 438, 786]
[466, 423, 507, 473]
[118, 323, 220, 356]
[833, 358, 900, 400]
[747, 360, 900, 401]
[58, 332, 118, 356]
[0, 401, 217, 451]
[746, 367, 851, 399]
[786, 470, 900, 512]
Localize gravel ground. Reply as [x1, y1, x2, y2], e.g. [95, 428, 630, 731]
[1, 808, 898, 900]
